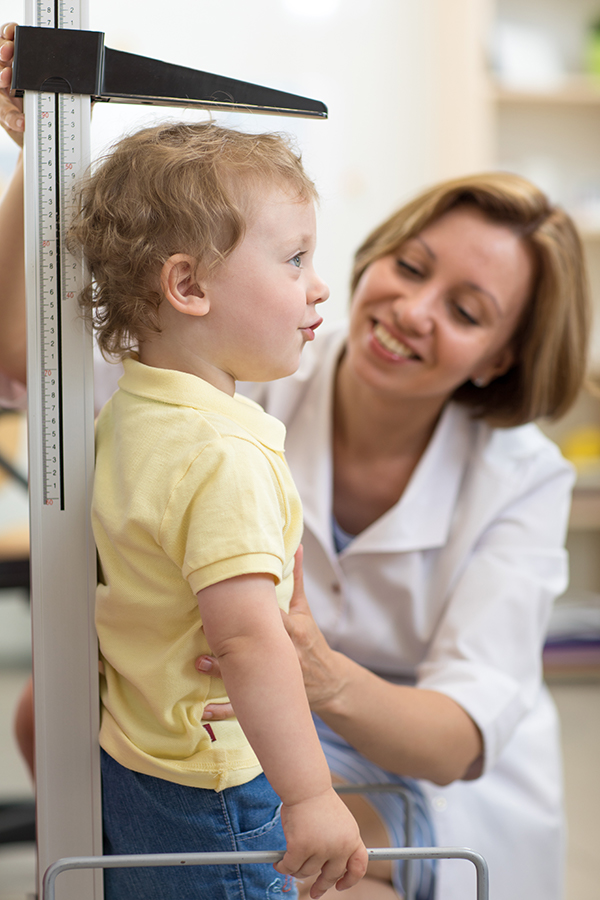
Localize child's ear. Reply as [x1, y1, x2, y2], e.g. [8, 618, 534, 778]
[161, 254, 210, 317]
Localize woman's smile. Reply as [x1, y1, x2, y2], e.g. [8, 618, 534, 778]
[371, 321, 420, 360]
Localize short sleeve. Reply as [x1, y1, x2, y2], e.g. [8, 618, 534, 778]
[159, 436, 291, 595]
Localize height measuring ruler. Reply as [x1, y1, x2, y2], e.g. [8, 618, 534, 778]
[16, 5, 327, 897]
[23, 1, 100, 898]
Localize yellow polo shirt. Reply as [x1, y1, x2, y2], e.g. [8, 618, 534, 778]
[94, 358, 303, 791]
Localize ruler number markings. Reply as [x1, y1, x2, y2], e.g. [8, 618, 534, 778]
[35, 0, 84, 507]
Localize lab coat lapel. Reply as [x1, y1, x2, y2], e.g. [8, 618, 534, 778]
[346, 403, 474, 554]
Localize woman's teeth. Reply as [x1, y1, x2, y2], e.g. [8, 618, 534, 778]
[373, 323, 416, 358]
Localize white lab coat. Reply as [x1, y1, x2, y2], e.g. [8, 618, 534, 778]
[241, 323, 574, 900]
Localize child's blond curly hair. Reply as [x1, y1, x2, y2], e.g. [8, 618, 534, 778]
[68, 121, 318, 358]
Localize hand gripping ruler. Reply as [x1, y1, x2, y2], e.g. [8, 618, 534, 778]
[13, 3, 326, 898]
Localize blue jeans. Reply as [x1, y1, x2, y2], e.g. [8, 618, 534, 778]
[101, 749, 296, 899]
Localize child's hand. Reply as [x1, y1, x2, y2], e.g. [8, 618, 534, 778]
[276, 787, 368, 899]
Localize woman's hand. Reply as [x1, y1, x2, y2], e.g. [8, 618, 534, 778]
[196, 654, 234, 720]
[279, 545, 345, 711]
[198, 546, 345, 720]
[0, 23, 24, 146]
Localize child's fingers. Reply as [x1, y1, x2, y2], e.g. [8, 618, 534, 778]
[308, 858, 352, 899]
[274, 851, 321, 881]
[276, 847, 367, 898]
[331, 846, 369, 891]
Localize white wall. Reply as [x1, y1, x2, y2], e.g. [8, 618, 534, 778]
[0, 0, 464, 321]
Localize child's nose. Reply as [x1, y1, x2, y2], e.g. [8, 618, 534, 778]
[311, 272, 329, 305]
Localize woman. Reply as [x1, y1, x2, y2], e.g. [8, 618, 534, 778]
[0, 23, 589, 900]
[219, 180, 586, 900]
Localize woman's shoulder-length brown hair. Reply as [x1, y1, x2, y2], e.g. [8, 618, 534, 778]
[350, 172, 591, 427]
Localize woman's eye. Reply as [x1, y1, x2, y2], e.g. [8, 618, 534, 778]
[396, 259, 422, 277]
[290, 254, 303, 268]
[454, 304, 479, 326]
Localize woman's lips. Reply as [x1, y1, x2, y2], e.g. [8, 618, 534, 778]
[372, 322, 419, 359]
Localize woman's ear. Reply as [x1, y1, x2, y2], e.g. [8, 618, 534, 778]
[161, 254, 210, 317]
[473, 343, 516, 388]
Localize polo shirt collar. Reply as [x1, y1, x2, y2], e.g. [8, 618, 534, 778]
[118, 357, 286, 452]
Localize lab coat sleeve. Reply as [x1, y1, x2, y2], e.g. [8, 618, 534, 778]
[416, 440, 574, 775]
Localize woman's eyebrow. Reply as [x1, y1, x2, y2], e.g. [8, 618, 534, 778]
[416, 235, 502, 315]
[415, 235, 436, 259]
[464, 281, 502, 315]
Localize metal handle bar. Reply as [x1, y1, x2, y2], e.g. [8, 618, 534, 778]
[43, 846, 489, 900]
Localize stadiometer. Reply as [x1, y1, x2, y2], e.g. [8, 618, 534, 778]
[14, 2, 326, 896]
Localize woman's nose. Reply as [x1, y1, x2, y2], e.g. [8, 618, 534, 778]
[392, 287, 435, 334]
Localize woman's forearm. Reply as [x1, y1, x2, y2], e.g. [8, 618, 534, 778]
[313, 651, 483, 785]
[202, 551, 484, 787]
[0, 152, 26, 384]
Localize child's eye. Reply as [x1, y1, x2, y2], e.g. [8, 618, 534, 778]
[289, 253, 303, 268]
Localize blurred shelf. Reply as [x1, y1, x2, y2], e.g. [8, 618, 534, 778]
[569, 486, 600, 530]
[492, 74, 600, 106]
[543, 663, 600, 683]
[543, 639, 600, 682]
[577, 227, 600, 242]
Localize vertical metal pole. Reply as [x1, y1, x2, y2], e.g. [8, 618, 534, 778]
[23, 1, 101, 898]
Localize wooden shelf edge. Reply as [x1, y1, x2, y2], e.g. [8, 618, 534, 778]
[570, 486, 600, 530]
[490, 74, 600, 106]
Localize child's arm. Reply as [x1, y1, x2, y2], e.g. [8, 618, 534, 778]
[197, 573, 368, 899]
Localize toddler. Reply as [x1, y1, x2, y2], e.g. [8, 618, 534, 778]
[68, 121, 367, 900]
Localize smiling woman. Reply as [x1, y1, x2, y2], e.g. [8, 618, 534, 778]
[349, 173, 588, 426]
[229, 171, 590, 900]
[345, 207, 535, 417]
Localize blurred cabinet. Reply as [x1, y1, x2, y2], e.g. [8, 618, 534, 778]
[483, 4, 600, 672]
[489, 0, 600, 373]
[485, 0, 600, 548]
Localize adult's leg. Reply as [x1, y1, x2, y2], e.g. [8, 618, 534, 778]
[13, 675, 34, 779]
